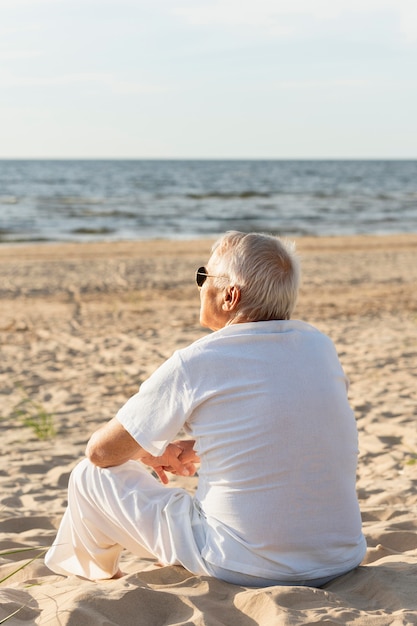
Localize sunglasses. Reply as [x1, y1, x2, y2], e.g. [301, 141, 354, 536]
[196, 266, 214, 287]
[196, 266, 228, 287]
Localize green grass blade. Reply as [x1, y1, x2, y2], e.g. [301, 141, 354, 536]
[0, 605, 26, 624]
[0, 546, 46, 558]
[0, 549, 47, 584]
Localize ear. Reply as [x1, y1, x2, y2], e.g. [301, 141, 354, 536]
[222, 285, 241, 312]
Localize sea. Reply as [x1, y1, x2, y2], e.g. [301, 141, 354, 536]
[0, 159, 416, 244]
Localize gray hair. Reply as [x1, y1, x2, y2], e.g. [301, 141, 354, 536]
[211, 231, 300, 322]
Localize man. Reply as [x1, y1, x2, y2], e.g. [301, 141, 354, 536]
[45, 231, 366, 586]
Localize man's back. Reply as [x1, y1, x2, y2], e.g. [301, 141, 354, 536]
[177, 320, 366, 581]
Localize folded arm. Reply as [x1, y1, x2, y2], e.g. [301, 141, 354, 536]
[86, 417, 199, 484]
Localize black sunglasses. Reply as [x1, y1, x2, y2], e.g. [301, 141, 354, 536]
[196, 266, 212, 287]
[196, 266, 228, 287]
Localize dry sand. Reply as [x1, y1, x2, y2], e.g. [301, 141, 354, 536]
[0, 234, 416, 625]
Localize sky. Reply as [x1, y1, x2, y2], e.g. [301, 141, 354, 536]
[1, 0, 416, 159]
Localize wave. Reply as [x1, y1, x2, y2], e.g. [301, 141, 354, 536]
[40, 196, 105, 205]
[71, 227, 116, 235]
[187, 191, 271, 200]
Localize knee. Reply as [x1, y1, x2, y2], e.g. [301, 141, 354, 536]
[68, 457, 95, 493]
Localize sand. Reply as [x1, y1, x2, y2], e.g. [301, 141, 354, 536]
[0, 234, 416, 625]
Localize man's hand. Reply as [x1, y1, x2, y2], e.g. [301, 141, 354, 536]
[174, 439, 200, 466]
[140, 440, 200, 485]
[86, 418, 200, 485]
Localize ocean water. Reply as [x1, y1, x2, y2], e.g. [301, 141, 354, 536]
[0, 159, 416, 244]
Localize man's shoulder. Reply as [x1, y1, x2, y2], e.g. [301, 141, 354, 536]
[175, 327, 235, 365]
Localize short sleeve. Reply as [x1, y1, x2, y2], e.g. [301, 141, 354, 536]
[116, 351, 193, 456]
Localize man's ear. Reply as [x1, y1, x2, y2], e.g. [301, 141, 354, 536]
[222, 285, 241, 312]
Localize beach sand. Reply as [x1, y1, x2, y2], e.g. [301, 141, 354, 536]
[0, 234, 416, 625]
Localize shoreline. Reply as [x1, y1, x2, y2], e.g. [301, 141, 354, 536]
[1, 231, 417, 252]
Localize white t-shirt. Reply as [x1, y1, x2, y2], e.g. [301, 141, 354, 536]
[116, 320, 366, 581]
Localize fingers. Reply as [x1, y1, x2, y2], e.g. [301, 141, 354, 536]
[173, 439, 201, 465]
[141, 442, 200, 484]
[152, 465, 169, 485]
[179, 449, 201, 465]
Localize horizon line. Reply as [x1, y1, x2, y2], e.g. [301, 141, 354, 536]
[1, 156, 416, 161]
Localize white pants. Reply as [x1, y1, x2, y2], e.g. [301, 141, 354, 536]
[45, 458, 210, 580]
[45, 458, 347, 587]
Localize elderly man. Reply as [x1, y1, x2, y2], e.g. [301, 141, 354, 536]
[45, 231, 366, 587]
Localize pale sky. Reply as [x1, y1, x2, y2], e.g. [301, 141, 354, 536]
[1, 0, 416, 158]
